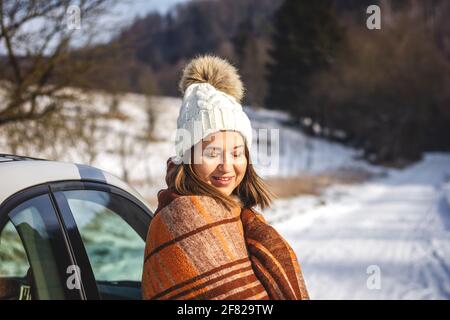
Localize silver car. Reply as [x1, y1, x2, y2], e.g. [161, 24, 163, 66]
[0, 154, 153, 300]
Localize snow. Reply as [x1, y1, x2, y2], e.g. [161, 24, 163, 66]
[0, 92, 382, 203]
[246, 106, 378, 177]
[2, 89, 450, 299]
[269, 153, 450, 299]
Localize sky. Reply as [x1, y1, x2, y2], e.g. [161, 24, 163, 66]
[114, 0, 191, 20]
[0, 0, 192, 54]
[97, 0, 192, 42]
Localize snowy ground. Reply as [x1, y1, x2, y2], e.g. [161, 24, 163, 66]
[2, 90, 449, 299]
[0, 91, 379, 202]
[270, 153, 450, 299]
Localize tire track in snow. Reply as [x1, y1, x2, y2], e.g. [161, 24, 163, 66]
[271, 153, 450, 299]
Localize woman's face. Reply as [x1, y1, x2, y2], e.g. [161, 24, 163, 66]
[193, 131, 247, 196]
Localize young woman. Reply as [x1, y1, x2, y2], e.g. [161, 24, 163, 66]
[142, 55, 309, 300]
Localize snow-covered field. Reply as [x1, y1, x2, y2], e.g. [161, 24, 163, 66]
[0, 91, 380, 203]
[271, 153, 450, 299]
[1, 91, 449, 299]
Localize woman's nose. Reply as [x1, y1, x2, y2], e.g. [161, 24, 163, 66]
[218, 153, 233, 172]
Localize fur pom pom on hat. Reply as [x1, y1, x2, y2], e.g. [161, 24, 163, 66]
[179, 55, 244, 103]
[175, 55, 253, 159]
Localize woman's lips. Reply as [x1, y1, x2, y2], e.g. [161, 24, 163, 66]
[211, 176, 234, 187]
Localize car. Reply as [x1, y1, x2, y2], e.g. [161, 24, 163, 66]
[0, 154, 154, 300]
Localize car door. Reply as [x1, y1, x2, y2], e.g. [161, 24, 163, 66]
[0, 186, 83, 300]
[50, 181, 152, 300]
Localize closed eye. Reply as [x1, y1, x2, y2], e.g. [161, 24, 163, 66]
[204, 147, 221, 158]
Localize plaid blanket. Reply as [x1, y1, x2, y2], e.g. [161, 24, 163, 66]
[142, 189, 309, 300]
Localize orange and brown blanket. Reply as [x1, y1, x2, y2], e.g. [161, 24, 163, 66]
[141, 189, 309, 300]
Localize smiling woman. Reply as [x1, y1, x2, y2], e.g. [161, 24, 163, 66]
[141, 55, 309, 300]
[165, 130, 272, 211]
[193, 131, 247, 196]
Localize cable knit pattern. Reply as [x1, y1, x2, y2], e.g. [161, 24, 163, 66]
[176, 82, 253, 159]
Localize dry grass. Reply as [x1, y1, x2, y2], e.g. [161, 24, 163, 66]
[143, 168, 375, 207]
[265, 168, 374, 199]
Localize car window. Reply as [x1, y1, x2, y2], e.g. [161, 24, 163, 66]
[0, 220, 31, 300]
[6, 194, 71, 300]
[0, 221, 29, 277]
[62, 190, 146, 284]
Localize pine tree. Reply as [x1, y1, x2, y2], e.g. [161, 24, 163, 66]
[265, 0, 342, 116]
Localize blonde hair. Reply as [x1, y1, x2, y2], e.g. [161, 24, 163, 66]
[166, 144, 274, 211]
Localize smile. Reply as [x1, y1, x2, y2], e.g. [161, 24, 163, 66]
[213, 176, 233, 181]
[211, 176, 234, 186]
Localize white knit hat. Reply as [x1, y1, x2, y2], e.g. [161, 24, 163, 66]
[175, 55, 253, 160]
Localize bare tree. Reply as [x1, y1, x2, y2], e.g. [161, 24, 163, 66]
[0, 0, 112, 126]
